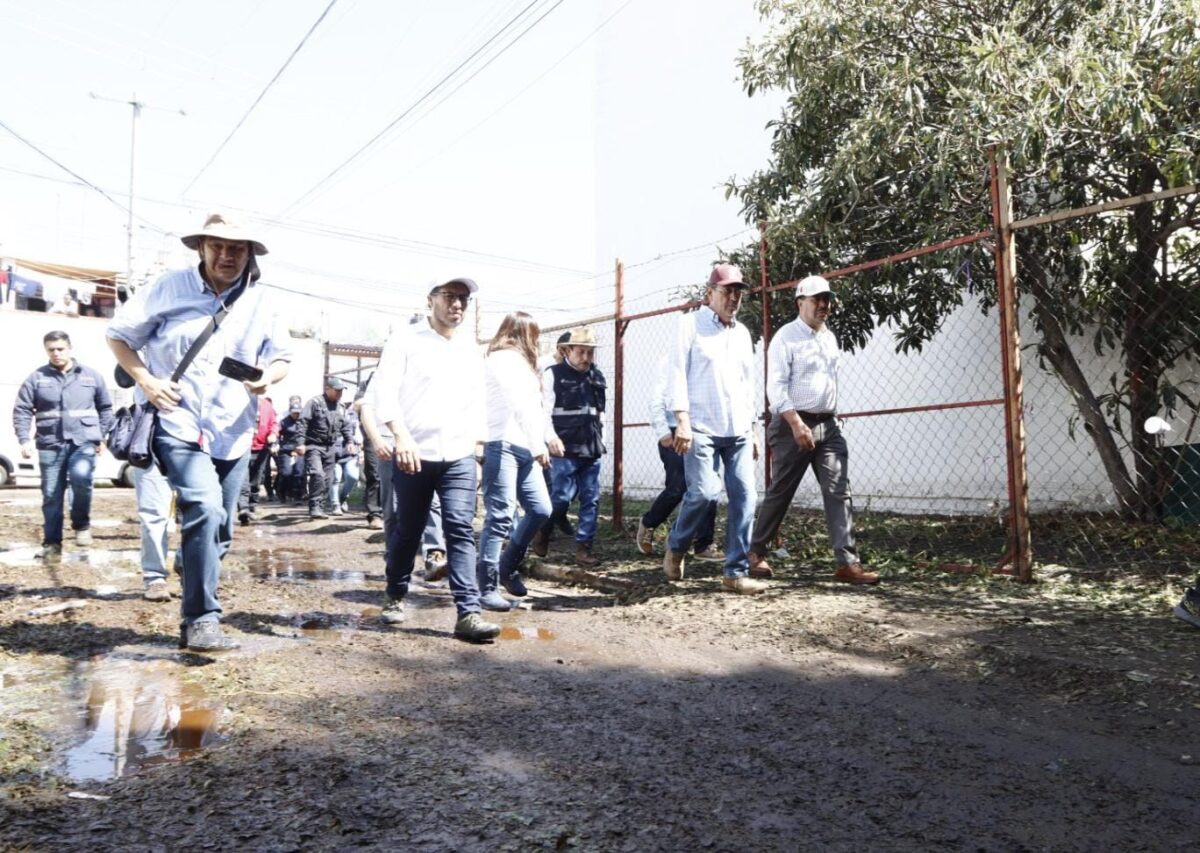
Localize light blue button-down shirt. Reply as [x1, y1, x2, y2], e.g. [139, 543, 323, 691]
[106, 265, 293, 460]
[666, 305, 756, 438]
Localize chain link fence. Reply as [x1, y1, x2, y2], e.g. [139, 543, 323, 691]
[537, 161, 1199, 584]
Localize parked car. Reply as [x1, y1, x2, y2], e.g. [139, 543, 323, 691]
[0, 437, 134, 488]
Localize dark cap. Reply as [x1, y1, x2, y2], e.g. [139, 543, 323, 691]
[289, 402, 302, 413]
[325, 376, 345, 390]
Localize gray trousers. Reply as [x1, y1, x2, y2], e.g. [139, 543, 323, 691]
[750, 413, 860, 566]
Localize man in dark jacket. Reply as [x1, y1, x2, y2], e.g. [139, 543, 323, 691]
[275, 395, 305, 502]
[12, 331, 114, 559]
[532, 326, 606, 567]
[296, 377, 354, 519]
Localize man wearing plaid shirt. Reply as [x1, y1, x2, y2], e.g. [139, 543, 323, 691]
[748, 275, 878, 585]
[662, 264, 766, 594]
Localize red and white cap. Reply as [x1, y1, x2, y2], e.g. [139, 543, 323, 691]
[707, 263, 746, 288]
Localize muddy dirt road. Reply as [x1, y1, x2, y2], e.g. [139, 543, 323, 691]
[1, 489, 1197, 850]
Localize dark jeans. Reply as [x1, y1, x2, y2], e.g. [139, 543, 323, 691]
[642, 434, 716, 551]
[38, 442, 97, 545]
[386, 457, 481, 617]
[276, 451, 305, 501]
[305, 446, 336, 512]
[153, 433, 249, 625]
[361, 433, 383, 520]
[237, 448, 273, 513]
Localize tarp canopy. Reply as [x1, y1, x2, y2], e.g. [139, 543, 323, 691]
[12, 258, 119, 282]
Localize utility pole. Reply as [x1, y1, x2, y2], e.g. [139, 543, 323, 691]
[89, 92, 186, 285]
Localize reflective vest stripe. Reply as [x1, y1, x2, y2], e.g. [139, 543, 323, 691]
[552, 406, 599, 416]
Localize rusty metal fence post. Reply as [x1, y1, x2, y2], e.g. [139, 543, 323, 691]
[613, 259, 627, 533]
[989, 146, 1034, 581]
[759, 221, 773, 491]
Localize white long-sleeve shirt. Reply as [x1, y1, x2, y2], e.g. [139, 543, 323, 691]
[665, 306, 756, 437]
[485, 349, 547, 454]
[766, 318, 841, 415]
[648, 361, 676, 440]
[371, 320, 484, 461]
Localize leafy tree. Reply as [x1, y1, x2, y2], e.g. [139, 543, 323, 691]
[728, 0, 1200, 519]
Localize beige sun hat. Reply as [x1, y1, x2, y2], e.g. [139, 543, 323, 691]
[564, 326, 599, 347]
[181, 212, 269, 256]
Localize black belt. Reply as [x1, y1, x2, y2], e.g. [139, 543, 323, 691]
[797, 411, 835, 426]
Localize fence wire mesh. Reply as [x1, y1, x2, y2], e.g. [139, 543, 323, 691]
[1016, 194, 1200, 578]
[541, 175, 1198, 585]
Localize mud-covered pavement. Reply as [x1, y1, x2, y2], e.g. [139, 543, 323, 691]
[1, 488, 1197, 851]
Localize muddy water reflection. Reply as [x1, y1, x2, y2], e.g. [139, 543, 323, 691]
[63, 657, 224, 781]
[242, 547, 366, 582]
[498, 626, 556, 641]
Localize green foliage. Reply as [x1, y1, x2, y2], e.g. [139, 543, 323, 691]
[729, 0, 1200, 513]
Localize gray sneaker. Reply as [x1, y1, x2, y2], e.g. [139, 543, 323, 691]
[380, 596, 406, 624]
[39, 543, 62, 562]
[74, 529, 93, 547]
[143, 580, 172, 602]
[184, 621, 240, 652]
[454, 612, 501, 642]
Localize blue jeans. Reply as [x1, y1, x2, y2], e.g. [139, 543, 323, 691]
[642, 432, 716, 550]
[547, 456, 602, 543]
[478, 441, 551, 592]
[133, 463, 173, 584]
[38, 442, 96, 545]
[386, 457, 480, 616]
[668, 432, 756, 578]
[153, 433, 250, 625]
[376, 445, 444, 557]
[329, 457, 359, 507]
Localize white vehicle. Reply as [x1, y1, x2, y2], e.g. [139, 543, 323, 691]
[0, 438, 134, 489]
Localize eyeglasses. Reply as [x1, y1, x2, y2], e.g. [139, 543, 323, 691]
[435, 290, 471, 307]
[713, 285, 746, 298]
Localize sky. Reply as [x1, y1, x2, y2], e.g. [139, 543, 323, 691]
[0, 0, 780, 343]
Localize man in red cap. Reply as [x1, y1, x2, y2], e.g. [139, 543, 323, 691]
[662, 264, 766, 594]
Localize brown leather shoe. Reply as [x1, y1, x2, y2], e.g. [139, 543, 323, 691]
[721, 575, 767, 595]
[834, 563, 879, 585]
[575, 542, 599, 568]
[663, 547, 686, 581]
[748, 551, 773, 579]
[531, 528, 550, 558]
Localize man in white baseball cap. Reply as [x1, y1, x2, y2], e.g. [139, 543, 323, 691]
[748, 274, 878, 585]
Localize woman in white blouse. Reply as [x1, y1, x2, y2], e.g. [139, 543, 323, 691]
[477, 312, 552, 611]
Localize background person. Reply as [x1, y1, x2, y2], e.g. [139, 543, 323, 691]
[295, 377, 354, 519]
[477, 312, 552, 610]
[637, 359, 719, 560]
[532, 326, 606, 568]
[275, 395, 305, 502]
[237, 394, 278, 525]
[115, 364, 175, 601]
[12, 331, 114, 559]
[748, 275, 878, 585]
[106, 212, 292, 652]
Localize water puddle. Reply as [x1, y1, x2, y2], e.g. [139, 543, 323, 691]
[0, 653, 225, 781]
[498, 626, 556, 641]
[241, 547, 367, 582]
[65, 657, 224, 781]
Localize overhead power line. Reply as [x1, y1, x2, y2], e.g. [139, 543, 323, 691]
[0, 116, 168, 236]
[280, 0, 564, 217]
[182, 0, 341, 196]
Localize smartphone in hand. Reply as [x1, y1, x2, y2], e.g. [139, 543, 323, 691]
[218, 357, 263, 383]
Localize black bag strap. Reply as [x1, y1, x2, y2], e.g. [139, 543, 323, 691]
[169, 269, 250, 383]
